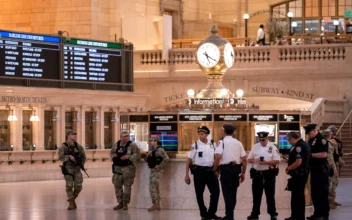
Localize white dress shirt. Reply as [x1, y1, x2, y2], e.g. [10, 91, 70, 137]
[216, 136, 246, 165]
[188, 139, 221, 167]
[257, 28, 265, 41]
[247, 142, 281, 171]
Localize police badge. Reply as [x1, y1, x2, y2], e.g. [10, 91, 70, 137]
[322, 139, 327, 145]
[296, 147, 302, 153]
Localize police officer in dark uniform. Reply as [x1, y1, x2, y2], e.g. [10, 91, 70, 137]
[213, 124, 247, 220]
[304, 124, 330, 220]
[284, 132, 310, 220]
[185, 126, 222, 220]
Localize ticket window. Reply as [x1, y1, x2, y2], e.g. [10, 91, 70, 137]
[22, 110, 33, 151]
[179, 122, 212, 151]
[44, 110, 57, 150]
[104, 112, 114, 149]
[213, 122, 249, 150]
[249, 123, 278, 148]
[130, 123, 149, 152]
[0, 110, 11, 151]
[85, 111, 97, 149]
[65, 111, 77, 131]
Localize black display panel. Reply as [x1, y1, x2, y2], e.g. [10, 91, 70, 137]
[214, 114, 247, 121]
[0, 30, 60, 79]
[279, 114, 300, 122]
[249, 114, 278, 121]
[279, 123, 300, 130]
[179, 114, 212, 121]
[129, 115, 149, 122]
[63, 38, 122, 82]
[150, 115, 178, 122]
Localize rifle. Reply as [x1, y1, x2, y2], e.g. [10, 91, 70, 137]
[63, 142, 89, 177]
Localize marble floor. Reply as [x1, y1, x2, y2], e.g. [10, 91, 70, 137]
[0, 178, 351, 220]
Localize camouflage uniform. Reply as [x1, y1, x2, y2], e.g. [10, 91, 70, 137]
[58, 141, 86, 203]
[111, 141, 140, 207]
[148, 147, 169, 205]
[327, 141, 337, 208]
[328, 139, 339, 205]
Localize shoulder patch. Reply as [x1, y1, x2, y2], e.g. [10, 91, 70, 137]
[296, 147, 302, 153]
[191, 146, 195, 150]
[322, 139, 327, 145]
[268, 146, 273, 153]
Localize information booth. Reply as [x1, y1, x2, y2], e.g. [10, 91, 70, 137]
[150, 113, 178, 151]
[278, 114, 301, 154]
[120, 114, 149, 152]
[249, 113, 279, 148]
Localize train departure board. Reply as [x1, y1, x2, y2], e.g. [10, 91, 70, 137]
[0, 30, 60, 79]
[63, 38, 122, 83]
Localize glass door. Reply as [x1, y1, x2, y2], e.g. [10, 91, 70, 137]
[44, 111, 57, 150]
[0, 110, 10, 151]
[22, 110, 33, 151]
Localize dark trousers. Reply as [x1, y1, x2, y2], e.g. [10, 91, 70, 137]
[220, 165, 240, 220]
[290, 174, 308, 219]
[194, 169, 220, 217]
[311, 170, 330, 218]
[251, 174, 277, 217]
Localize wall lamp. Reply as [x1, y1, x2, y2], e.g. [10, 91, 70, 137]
[6, 104, 17, 121]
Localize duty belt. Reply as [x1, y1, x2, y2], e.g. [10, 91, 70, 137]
[193, 165, 213, 172]
[254, 169, 271, 176]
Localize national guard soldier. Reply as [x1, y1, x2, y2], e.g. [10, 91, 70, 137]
[321, 129, 339, 210]
[111, 131, 141, 210]
[327, 125, 342, 207]
[213, 124, 247, 220]
[184, 126, 222, 220]
[247, 131, 280, 220]
[146, 136, 169, 211]
[58, 130, 86, 210]
[304, 124, 330, 220]
[284, 132, 310, 220]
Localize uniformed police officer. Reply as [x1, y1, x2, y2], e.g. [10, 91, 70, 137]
[184, 126, 222, 220]
[213, 124, 247, 220]
[284, 132, 310, 220]
[304, 124, 330, 220]
[146, 136, 169, 211]
[58, 130, 86, 210]
[111, 131, 141, 210]
[247, 131, 280, 220]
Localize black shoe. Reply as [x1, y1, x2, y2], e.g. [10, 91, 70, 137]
[220, 217, 232, 220]
[271, 216, 278, 220]
[247, 215, 259, 220]
[207, 214, 222, 220]
[307, 216, 315, 220]
[285, 217, 296, 220]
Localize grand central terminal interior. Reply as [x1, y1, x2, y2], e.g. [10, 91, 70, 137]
[1, 0, 352, 219]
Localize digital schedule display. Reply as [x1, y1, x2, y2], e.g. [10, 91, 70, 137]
[0, 30, 60, 79]
[63, 38, 122, 83]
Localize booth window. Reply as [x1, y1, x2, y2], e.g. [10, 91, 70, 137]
[130, 123, 149, 152]
[65, 111, 77, 131]
[85, 111, 96, 149]
[22, 110, 33, 151]
[104, 112, 113, 149]
[44, 111, 57, 150]
[0, 110, 10, 151]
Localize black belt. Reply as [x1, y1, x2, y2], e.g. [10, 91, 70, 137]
[254, 169, 271, 175]
[193, 165, 213, 171]
[220, 162, 241, 167]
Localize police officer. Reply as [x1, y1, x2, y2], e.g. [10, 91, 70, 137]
[58, 130, 86, 210]
[146, 136, 169, 211]
[213, 124, 247, 220]
[111, 131, 141, 210]
[304, 124, 329, 220]
[247, 131, 280, 220]
[184, 126, 222, 220]
[284, 132, 310, 220]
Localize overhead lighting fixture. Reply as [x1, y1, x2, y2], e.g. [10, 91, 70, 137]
[6, 105, 17, 121]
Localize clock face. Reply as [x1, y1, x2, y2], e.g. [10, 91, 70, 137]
[196, 43, 220, 68]
[224, 43, 235, 68]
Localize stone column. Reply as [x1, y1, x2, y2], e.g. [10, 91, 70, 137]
[14, 105, 23, 151]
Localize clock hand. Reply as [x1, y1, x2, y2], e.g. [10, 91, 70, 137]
[207, 56, 216, 61]
[231, 52, 234, 58]
[203, 52, 211, 64]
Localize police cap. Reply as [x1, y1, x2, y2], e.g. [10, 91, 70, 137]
[303, 124, 317, 134]
[257, 131, 269, 140]
[120, 131, 130, 136]
[197, 126, 210, 134]
[223, 124, 236, 133]
[150, 136, 160, 142]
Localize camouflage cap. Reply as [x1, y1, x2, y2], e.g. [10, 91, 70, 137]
[120, 131, 129, 136]
[321, 129, 332, 137]
[65, 129, 76, 136]
[327, 125, 338, 132]
[150, 136, 160, 142]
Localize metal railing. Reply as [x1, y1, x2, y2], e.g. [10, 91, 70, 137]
[336, 109, 352, 139]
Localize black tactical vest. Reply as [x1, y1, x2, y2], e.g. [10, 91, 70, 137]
[147, 147, 163, 168]
[113, 141, 132, 166]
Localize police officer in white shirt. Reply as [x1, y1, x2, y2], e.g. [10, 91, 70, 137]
[247, 131, 281, 220]
[213, 124, 247, 220]
[185, 126, 222, 220]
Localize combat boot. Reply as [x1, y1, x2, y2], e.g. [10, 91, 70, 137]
[148, 203, 160, 211]
[113, 203, 123, 210]
[122, 203, 128, 210]
[67, 199, 76, 210]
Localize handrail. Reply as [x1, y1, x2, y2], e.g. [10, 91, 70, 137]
[336, 109, 352, 139]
